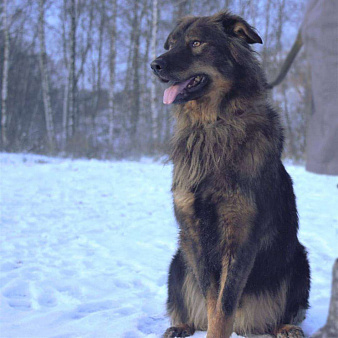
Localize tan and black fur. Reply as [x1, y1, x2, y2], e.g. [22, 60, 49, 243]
[150, 11, 310, 338]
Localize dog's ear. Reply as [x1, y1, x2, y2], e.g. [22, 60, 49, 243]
[216, 12, 263, 44]
[232, 20, 263, 44]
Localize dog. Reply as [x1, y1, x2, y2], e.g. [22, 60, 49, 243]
[150, 11, 310, 338]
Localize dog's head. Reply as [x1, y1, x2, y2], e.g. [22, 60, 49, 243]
[151, 12, 262, 105]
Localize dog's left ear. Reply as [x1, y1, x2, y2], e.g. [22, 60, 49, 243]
[217, 12, 263, 44]
[232, 20, 262, 44]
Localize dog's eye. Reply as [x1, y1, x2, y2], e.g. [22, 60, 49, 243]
[191, 41, 201, 48]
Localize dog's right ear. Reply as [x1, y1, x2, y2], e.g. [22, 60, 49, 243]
[215, 11, 263, 44]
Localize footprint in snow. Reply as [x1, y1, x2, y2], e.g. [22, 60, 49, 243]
[38, 291, 57, 307]
[7, 299, 32, 311]
[2, 281, 30, 300]
[70, 300, 115, 320]
[1, 262, 22, 272]
[2, 281, 32, 311]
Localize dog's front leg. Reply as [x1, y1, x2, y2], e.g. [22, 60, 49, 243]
[207, 242, 257, 338]
[207, 196, 258, 338]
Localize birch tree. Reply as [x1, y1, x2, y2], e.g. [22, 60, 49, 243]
[68, 0, 76, 140]
[262, 0, 272, 69]
[249, 0, 257, 27]
[61, 0, 93, 149]
[150, 0, 159, 152]
[38, 0, 56, 150]
[96, 0, 105, 112]
[108, 0, 118, 146]
[91, 0, 105, 144]
[276, 0, 286, 59]
[224, 0, 232, 10]
[130, 0, 146, 149]
[1, 0, 9, 149]
[175, 0, 189, 18]
[61, 0, 69, 150]
[0, 0, 310, 158]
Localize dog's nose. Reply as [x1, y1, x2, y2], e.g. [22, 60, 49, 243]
[151, 58, 166, 74]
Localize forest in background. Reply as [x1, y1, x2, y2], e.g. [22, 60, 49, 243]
[0, 0, 310, 159]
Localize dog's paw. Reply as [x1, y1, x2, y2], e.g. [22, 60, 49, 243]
[276, 325, 305, 338]
[163, 324, 195, 337]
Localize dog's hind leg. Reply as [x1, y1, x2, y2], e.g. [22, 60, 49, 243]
[164, 249, 207, 337]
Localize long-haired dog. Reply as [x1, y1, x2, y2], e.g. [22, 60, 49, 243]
[151, 11, 310, 338]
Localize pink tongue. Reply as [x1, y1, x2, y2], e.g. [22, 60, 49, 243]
[163, 79, 192, 104]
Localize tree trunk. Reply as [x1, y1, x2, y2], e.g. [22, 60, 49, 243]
[262, 0, 272, 69]
[1, 0, 9, 149]
[91, 0, 105, 150]
[62, 76, 70, 150]
[38, 0, 56, 151]
[150, 0, 159, 152]
[224, 0, 232, 10]
[176, 0, 189, 18]
[96, 1, 105, 112]
[143, 15, 151, 99]
[68, 0, 76, 140]
[249, 0, 257, 27]
[61, 0, 69, 151]
[108, 0, 117, 148]
[130, 1, 141, 150]
[75, 2, 94, 87]
[276, 0, 286, 59]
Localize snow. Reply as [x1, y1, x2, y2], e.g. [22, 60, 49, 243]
[0, 153, 337, 338]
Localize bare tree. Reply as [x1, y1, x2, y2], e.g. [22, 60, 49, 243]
[95, 0, 105, 113]
[131, 2, 140, 148]
[74, 4, 94, 87]
[224, 0, 232, 10]
[262, 0, 272, 69]
[129, 0, 148, 149]
[275, 0, 286, 59]
[175, 0, 189, 18]
[68, 0, 76, 140]
[108, 0, 118, 146]
[0, 0, 310, 159]
[88, 0, 105, 147]
[249, 0, 257, 27]
[61, 0, 94, 149]
[1, 0, 9, 149]
[38, 0, 56, 150]
[150, 0, 159, 152]
[61, 0, 70, 150]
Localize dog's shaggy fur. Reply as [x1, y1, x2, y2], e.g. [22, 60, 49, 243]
[151, 11, 310, 338]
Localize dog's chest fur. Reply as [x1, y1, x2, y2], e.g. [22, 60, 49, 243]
[171, 107, 263, 267]
[171, 118, 243, 191]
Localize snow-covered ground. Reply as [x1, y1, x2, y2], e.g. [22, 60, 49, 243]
[0, 153, 337, 338]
